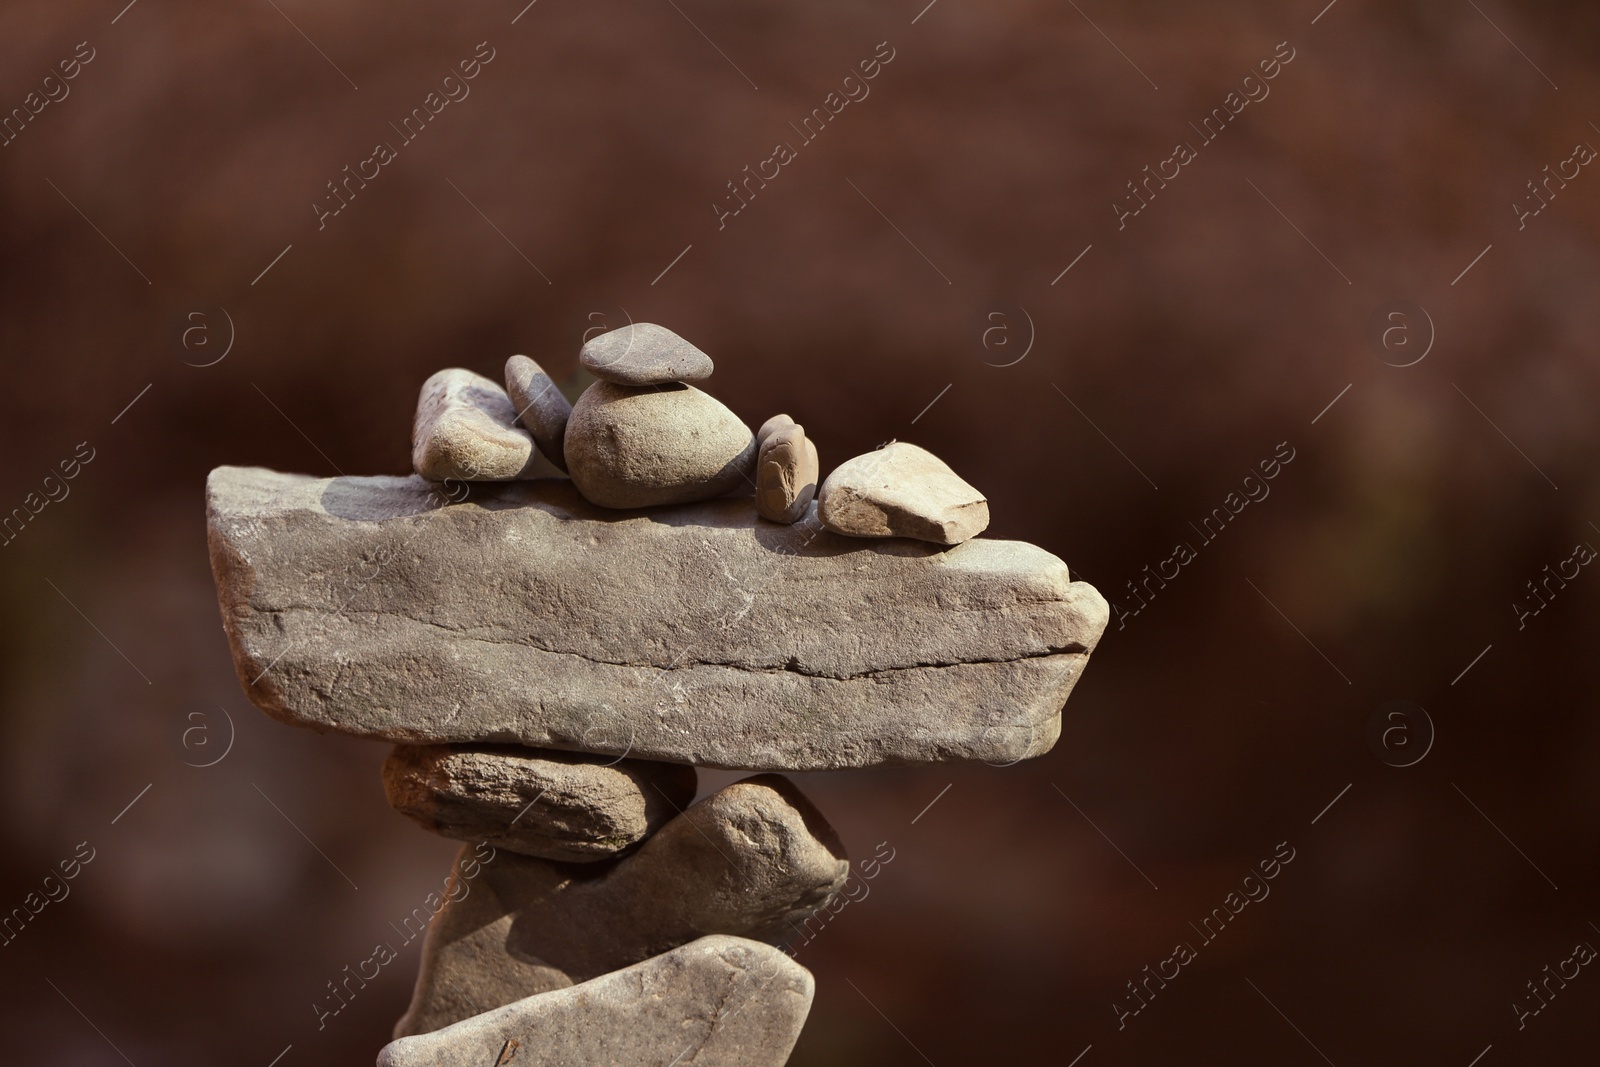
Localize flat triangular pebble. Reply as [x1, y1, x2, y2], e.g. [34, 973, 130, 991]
[579, 323, 714, 385]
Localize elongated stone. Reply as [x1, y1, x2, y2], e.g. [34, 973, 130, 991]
[206, 466, 1108, 769]
[756, 413, 795, 449]
[503, 355, 572, 473]
[755, 423, 818, 524]
[380, 936, 812, 1067]
[412, 369, 536, 482]
[394, 776, 845, 1036]
[382, 744, 697, 860]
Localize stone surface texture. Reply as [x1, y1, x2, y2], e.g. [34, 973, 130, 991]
[755, 423, 819, 525]
[564, 381, 757, 509]
[503, 355, 572, 473]
[207, 466, 1107, 769]
[395, 776, 846, 1035]
[412, 369, 536, 482]
[818, 440, 990, 545]
[382, 744, 697, 860]
[381, 935, 812, 1067]
[578, 323, 714, 386]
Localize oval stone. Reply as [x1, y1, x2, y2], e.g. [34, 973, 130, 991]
[382, 743, 697, 861]
[565, 381, 756, 509]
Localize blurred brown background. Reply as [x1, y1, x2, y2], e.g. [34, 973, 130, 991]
[3, 0, 1599, 1063]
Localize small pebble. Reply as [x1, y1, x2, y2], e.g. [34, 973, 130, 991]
[756, 413, 795, 449]
[817, 441, 989, 545]
[504, 355, 573, 473]
[579, 323, 713, 386]
[756, 423, 819, 524]
[411, 368, 535, 482]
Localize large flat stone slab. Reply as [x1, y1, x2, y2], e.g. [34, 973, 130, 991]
[206, 466, 1108, 770]
[379, 935, 813, 1067]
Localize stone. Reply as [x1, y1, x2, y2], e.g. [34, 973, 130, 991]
[503, 355, 572, 473]
[818, 440, 990, 545]
[756, 413, 795, 449]
[382, 744, 697, 861]
[392, 842, 574, 1039]
[380, 936, 812, 1067]
[755, 424, 818, 525]
[412, 369, 536, 482]
[564, 381, 757, 509]
[206, 466, 1109, 769]
[394, 776, 846, 1036]
[578, 323, 714, 386]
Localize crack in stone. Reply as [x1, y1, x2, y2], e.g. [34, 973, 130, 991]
[257, 605, 1088, 681]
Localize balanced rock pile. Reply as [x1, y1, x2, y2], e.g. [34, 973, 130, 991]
[206, 324, 1109, 1065]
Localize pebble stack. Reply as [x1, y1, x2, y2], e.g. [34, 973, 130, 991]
[207, 324, 1110, 1066]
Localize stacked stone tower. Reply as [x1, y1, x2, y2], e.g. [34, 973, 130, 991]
[207, 324, 1108, 1064]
